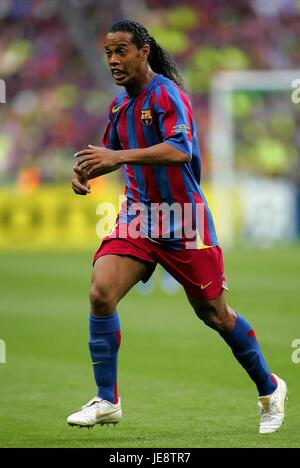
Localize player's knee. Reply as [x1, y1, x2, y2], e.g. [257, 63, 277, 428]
[201, 313, 223, 332]
[89, 283, 117, 317]
[197, 303, 234, 333]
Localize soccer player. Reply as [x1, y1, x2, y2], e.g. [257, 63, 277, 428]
[68, 20, 287, 433]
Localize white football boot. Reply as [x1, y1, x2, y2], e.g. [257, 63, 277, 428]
[67, 396, 122, 428]
[258, 374, 288, 434]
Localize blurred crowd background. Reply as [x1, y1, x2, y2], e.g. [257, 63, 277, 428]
[0, 0, 300, 248]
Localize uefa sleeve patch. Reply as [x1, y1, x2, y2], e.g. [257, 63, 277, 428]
[171, 124, 191, 135]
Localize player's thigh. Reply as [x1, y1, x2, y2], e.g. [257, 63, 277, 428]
[91, 254, 151, 303]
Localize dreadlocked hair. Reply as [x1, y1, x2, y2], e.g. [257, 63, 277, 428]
[109, 20, 184, 89]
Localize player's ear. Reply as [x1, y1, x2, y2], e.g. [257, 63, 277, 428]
[141, 43, 150, 62]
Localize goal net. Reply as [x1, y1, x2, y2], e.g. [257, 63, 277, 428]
[209, 71, 300, 247]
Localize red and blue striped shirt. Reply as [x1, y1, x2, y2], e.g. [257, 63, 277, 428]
[103, 74, 218, 249]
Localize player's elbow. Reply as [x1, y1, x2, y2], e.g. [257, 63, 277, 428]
[171, 147, 191, 164]
[164, 142, 191, 164]
[177, 151, 191, 164]
[183, 153, 192, 163]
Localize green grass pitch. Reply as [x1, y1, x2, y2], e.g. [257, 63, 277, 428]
[0, 246, 300, 448]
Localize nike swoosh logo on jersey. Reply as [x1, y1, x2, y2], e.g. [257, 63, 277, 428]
[200, 281, 213, 290]
[112, 105, 121, 113]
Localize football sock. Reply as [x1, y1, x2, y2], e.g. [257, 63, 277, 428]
[220, 314, 277, 396]
[89, 312, 121, 404]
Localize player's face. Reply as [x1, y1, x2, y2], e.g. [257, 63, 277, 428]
[104, 32, 149, 86]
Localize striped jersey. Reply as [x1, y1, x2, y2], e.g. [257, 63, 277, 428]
[103, 73, 218, 249]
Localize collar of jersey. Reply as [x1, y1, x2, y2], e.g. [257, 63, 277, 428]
[126, 73, 160, 99]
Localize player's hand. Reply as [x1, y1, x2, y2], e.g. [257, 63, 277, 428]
[72, 167, 91, 195]
[74, 145, 121, 177]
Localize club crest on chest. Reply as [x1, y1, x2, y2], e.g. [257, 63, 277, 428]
[141, 109, 152, 126]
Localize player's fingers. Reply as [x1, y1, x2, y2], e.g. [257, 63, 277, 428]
[74, 149, 92, 157]
[75, 155, 97, 167]
[72, 183, 87, 195]
[73, 187, 89, 195]
[74, 149, 95, 158]
[88, 145, 104, 150]
[78, 159, 99, 172]
[73, 166, 89, 181]
[73, 188, 87, 195]
[72, 178, 90, 194]
[73, 165, 82, 175]
[86, 163, 103, 177]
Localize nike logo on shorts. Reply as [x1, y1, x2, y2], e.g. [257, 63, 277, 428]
[200, 281, 213, 290]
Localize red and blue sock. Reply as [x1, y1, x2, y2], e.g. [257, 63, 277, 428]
[89, 312, 121, 404]
[220, 314, 277, 396]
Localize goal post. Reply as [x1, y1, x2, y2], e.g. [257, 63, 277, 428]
[209, 70, 300, 247]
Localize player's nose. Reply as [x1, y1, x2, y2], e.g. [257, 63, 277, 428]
[108, 54, 121, 66]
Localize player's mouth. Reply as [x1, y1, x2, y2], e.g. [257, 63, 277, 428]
[111, 69, 127, 81]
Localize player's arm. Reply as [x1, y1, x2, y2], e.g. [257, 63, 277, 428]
[119, 142, 191, 164]
[74, 142, 189, 178]
[75, 85, 192, 177]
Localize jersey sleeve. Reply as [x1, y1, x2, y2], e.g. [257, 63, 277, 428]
[102, 118, 121, 150]
[153, 83, 193, 159]
[102, 99, 122, 150]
